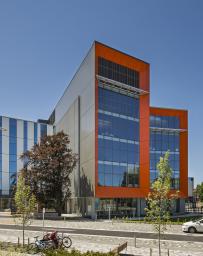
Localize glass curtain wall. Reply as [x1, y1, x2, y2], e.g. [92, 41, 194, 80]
[96, 198, 138, 218]
[98, 57, 139, 88]
[150, 115, 180, 189]
[98, 86, 140, 187]
[9, 118, 17, 192]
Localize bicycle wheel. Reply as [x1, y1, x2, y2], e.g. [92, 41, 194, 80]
[28, 243, 40, 254]
[62, 236, 72, 248]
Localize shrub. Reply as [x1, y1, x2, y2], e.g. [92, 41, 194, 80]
[44, 249, 115, 256]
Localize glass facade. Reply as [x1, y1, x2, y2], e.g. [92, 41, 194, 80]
[0, 117, 51, 195]
[150, 115, 180, 189]
[23, 121, 28, 152]
[9, 119, 17, 187]
[96, 198, 138, 218]
[150, 115, 180, 129]
[34, 123, 38, 145]
[98, 57, 139, 88]
[98, 86, 140, 187]
[40, 124, 47, 138]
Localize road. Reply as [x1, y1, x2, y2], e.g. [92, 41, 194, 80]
[0, 224, 203, 243]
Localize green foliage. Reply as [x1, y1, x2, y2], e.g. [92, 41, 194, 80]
[14, 175, 36, 222]
[14, 174, 36, 246]
[196, 182, 203, 202]
[118, 215, 203, 224]
[20, 131, 78, 215]
[0, 241, 31, 255]
[145, 151, 178, 255]
[43, 249, 115, 256]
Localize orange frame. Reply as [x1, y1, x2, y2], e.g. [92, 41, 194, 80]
[95, 42, 150, 198]
[150, 107, 188, 198]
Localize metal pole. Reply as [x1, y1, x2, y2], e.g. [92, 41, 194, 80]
[150, 248, 152, 256]
[167, 249, 170, 256]
[134, 233, 136, 247]
[108, 206, 111, 221]
[43, 208, 45, 228]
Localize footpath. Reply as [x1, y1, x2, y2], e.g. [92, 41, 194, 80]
[0, 217, 203, 255]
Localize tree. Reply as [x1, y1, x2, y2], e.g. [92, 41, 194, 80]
[20, 131, 78, 215]
[145, 151, 178, 256]
[196, 183, 203, 202]
[14, 174, 36, 246]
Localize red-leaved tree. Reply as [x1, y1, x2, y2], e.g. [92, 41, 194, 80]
[20, 131, 77, 215]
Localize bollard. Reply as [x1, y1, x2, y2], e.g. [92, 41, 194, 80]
[27, 237, 30, 245]
[134, 234, 136, 247]
[150, 248, 152, 256]
[167, 249, 170, 256]
[18, 237, 20, 247]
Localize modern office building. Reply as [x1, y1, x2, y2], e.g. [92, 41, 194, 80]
[0, 41, 188, 217]
[0, 116, 52, 208]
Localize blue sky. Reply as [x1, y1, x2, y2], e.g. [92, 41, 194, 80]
[0, 0, 202, 185]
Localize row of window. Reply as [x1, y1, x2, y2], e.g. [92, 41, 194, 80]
[150, 159, 179, 171]
[99, 138, 139, 165]
[97, 198, 138, 212]
[150, 131, 180, 152]
[150, 128, 180, 187]
[150, 169, 180, 179]
[150, 176, 180, 189]
[150, 115, 180, 129]
[99, 87, 139, 118]
[98, 87, 140, 188]
[150, 151, 179, 160]
[98, 57, 139, 88]
[98, 162, 139, 187]
[99, 113, 139, 141]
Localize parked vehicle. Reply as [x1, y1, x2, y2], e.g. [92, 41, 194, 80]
[29, 231, 72, 253]
[182, 218, 203, 233]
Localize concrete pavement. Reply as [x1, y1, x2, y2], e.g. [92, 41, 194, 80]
[0, 217, 203, 255]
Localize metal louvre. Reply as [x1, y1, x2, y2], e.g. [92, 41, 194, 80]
[96, 75, 149, 97]
[150, 127, 187, 132]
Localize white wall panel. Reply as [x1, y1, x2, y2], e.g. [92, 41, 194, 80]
[55, 43, 96, 197]
[55, 44, 95, 124]
[27, 121, 34, 150]
[2, 117, 9, 195]
[47, 125, 53, 136]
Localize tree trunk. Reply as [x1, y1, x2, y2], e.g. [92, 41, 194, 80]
[56, 204, 62, 216]
[55, 193, 63, 216]
[158, 224, 161, 256]
[23, 216, 25, 247]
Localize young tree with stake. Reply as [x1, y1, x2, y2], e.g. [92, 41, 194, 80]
[14, 174, 36, 246]
[145, 151, 178, 256]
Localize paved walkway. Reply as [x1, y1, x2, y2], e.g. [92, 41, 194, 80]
[0, 217, 203, 255]
[0, 228, 202, 256]
[0, 217, 184, 234]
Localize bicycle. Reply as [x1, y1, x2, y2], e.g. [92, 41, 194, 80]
[28, 233, 72, 254]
